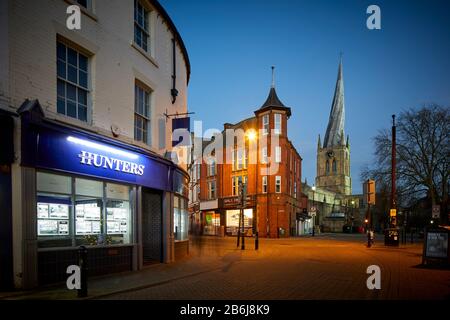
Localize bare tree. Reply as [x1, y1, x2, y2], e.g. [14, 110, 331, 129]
[361, 104, 450, 222]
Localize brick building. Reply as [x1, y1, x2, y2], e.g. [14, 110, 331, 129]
[190, 77, 304, 238]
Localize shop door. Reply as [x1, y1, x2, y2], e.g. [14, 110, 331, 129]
[0, 165, 13, 290]
[141, 188, 163, 264]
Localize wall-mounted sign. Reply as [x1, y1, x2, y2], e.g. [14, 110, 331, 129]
[222, 195, 254, 208]
[22, 125, 188, 193]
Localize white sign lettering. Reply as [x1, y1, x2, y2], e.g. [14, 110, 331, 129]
[78, 150, 145, 176]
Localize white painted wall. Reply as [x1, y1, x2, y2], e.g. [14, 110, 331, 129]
[4, 0, 188, 154]
[1, 0, 189, 288]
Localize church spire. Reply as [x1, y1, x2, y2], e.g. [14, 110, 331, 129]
[317, 134, 321, 150]
[323, 57, 345, 148]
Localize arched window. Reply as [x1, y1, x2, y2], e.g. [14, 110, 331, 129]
[326, 160, 330, 174]
[332, 159, 337, 173]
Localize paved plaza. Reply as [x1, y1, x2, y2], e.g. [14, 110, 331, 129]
[104, 234, 449, 300]
[2, 234, 449, 300]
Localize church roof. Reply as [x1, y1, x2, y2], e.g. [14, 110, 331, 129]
[323, 59, 345, 148]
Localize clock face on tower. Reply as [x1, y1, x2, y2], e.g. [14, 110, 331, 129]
[327, 150, 334, 158]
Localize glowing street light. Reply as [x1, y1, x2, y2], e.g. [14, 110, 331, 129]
[246, 129, 257, 141]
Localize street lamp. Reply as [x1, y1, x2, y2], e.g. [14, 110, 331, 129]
[311, 185, 316, 236]
[350, 200, 355, 233]
[246, 129, 258, 250]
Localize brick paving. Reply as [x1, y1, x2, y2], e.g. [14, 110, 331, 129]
[103, 234, 450, 300]
[3, 234, 449, 300]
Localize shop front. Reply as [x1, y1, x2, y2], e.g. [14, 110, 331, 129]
[203, 211, 221, 235]
[221, 196, 255, 236]
[199, 199, 220, 236]
[296, 211, 313, 235]
[16, 101, 189, 288]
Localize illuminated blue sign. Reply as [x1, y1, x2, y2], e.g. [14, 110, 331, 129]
[25, 126, 187, 192]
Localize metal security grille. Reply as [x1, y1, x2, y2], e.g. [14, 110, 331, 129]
[142, 189, 162, 264]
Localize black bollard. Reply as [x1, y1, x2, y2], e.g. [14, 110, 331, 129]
[255, 231, 259, 250]
[78, 245, 88, 298]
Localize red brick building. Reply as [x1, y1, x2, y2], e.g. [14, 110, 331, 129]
[190, 82, 304, 238]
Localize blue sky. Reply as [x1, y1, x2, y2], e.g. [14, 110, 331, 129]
[161, 0, 450, 193]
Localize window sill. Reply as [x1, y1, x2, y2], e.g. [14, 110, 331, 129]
[131, 42, 159, 68]
[49, 112, 94, 131]
[63, 0, 98, 22]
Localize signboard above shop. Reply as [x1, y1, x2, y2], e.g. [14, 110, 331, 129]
[21, 119, 188, 194]
[221, 195, 255, 208]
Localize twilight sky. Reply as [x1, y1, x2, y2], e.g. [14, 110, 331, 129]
[161, 0, 450, 193]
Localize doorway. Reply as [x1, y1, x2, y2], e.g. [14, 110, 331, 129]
[141, 188, 163, 265]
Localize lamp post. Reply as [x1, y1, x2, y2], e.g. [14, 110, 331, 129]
[312, 185, 316, 236]
[350, 200, 355, 233]
[245, 129, 258, 250]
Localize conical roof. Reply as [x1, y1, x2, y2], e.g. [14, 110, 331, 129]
[323, 59, 345, 148]
[255, 87, 291, 117]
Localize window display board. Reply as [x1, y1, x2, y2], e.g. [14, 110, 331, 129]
[37, 202, 70, 236]
[76, 201, 102, 235]
[107, 202, 129, 234]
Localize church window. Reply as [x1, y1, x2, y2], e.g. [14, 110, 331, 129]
[332, 159, 337, 173]
[326, 160, 330, 174]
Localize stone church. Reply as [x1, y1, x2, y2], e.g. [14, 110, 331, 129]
[316, 59, 352, 196]
[299, 59, 363, 234]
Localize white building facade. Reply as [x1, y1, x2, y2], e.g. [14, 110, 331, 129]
[0, 0, 191, 289]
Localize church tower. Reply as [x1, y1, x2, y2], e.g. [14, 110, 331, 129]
[316, 59, 351, 195]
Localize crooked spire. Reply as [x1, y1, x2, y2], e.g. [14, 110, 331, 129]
[323, 57, 345, 148]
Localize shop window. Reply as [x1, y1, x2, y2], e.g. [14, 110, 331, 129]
[75, 178, 103, 245]
[57, 41, 89, 122]
[226, 209, 253, 235]
[174, 196, 188, 241]
[262, 176, 267, 193]
[37, 172, 72, 248]
[37, 172, 134, 248]
[106, 183, 132, 245]
[203, 212, 220, 236]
